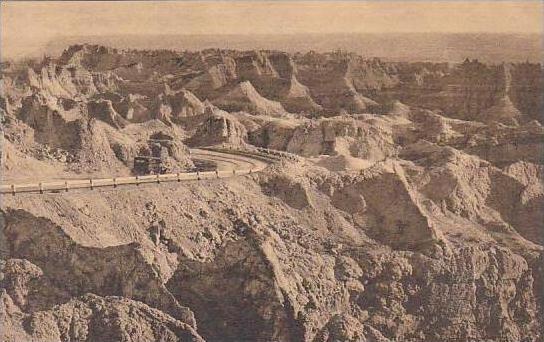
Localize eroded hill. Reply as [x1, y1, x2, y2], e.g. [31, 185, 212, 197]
[1, 45, 543, 342]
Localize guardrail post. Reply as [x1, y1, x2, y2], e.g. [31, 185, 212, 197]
[39, 182, 44, 194]
[135, 175, 140, 186]
[177, 172, 181, 182]
[65, 181, 69, 192]
[90, 179, 94, 190]
[215, 170, 219, 179]
[197, 171, 201, 180]
[156, 174, 160, 184]
[113, 178, 117, 188]
[11, 184, 15, 196]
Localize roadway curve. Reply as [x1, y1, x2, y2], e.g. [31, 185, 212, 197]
[190, 148, 269, 171]
[0, 148, 278, 195]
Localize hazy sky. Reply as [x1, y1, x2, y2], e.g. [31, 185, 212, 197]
[1, 1, 543, 58]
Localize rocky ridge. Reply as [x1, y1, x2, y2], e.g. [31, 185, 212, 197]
[1, 45, 543, 342]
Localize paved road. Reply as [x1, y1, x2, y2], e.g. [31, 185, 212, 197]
[190, 148, 269, 171]
[0, 148, 281, 195]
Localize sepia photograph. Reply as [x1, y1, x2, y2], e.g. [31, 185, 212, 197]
[0, 1, 543, 341]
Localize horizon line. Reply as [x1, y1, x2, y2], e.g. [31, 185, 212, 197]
[57, 31, 543, 37]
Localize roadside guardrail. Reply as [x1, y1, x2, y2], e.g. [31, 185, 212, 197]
[0, 146, 298, 195]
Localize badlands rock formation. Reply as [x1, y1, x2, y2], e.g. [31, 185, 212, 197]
[1, 45, 543, 342]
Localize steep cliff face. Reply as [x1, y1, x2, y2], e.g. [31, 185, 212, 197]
[295, 53, 387, 115]
[2, 158, 541, 341]
[17, 93, 86, 150]
[168, 237, 304, 342]
[163, 89, 206, 121]
[327, 162, 442, 250]
[443, 60, 508, 121]
[281, 76, 323, 113]
[247, 118, 300, 151]
[2, 209, 194, 323]
[401, 147, 544, 248]
[250, 115, 398, 162]
[503, 161, 544, 245]
[389, 60, 544, 124]
[186, 108, 248, 147]
[183, 55, 237, 99]
[0, 258, 204, 342]
[26, 60, 119, 101]
[385, 108, 544, 167]
[1, 293, 204, 342]
[7, 45, 542, 124]
[2, 44, 543, 342]
[87, 99, 129, 128]
[213, 81, 288, 117]
[509, 63, 544, 123]
[58, 44, 182, 81]
[7, 44, 540, 197]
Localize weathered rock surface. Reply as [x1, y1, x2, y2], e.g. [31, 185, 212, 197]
[186, 108, 248, 147]
[1, 290, 204, 342]
[3, 153, 541, 341]
[1, 44, 543, 342]
[213, 81, 288, 117]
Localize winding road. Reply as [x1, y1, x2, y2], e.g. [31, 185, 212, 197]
[0, 148, 287, 195]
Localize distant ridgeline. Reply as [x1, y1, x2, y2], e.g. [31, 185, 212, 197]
[3, 42, 541, 124]
[32, 33, 543, 64]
